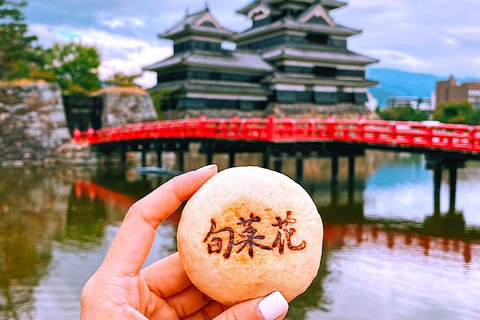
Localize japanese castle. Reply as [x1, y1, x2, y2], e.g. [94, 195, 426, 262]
[144, 0, 379, 116]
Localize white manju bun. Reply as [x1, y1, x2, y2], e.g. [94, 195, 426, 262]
[177, 166, 323, 306]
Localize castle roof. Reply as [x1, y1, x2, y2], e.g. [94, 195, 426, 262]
[144, 50, 274, 73]
[266, 72, 379, 87]
[261, 45, 379, 65]
[160, 8, 234, 40]
[234, 17, 360, 43]
[150, 79, 271, 96]
[237, 0, 347, 15]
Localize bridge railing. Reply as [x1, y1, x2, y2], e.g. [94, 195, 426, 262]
[73, 116, 480, 153]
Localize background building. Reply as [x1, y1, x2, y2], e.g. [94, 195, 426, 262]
[386, 96, 433, 111]
[436, 76, 480, 109]
[145, 0, 379, 118]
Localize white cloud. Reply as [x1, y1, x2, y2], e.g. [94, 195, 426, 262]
[100, 17, 145, 29]
[26, 0, 480, 86]
[30, 23, 172, 88]
[365, 49, 431, 71]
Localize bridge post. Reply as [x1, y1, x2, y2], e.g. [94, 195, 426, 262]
[120, 147, 127, 168]
[141, 149, 147, 168]
[206, 145, 213, 165]
[433, 164, 442, 216]
[274, 158, 283, 172]
[178, 150, 185, 172]
[348, 156, 355, 204]
[229, 152, 236, 168]
[263, 146, 271, 169]
[448, 165, 457, 214]
[156, 144, 163, 169]
[296, 157, 304, 182]
[331, 155, 339, 206]
[331, 155, 339, 187]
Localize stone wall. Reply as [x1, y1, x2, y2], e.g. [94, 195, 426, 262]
[94, 87, 158, 127]
[266, 103, 379, 119]
[163, 103, 377, 120]
[163, 109, 264, 120]
[0, 82, 71, 165]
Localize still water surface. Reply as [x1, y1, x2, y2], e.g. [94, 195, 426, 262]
[1, 152, 480, 320]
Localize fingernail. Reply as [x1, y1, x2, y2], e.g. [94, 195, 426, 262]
[258, 292, 289, 320]
[196, 164, 217, 171]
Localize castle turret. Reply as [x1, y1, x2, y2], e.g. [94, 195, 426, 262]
[144, 1, 379, 118]
[235, 0, 378, 105]
[144, 8, 273, 115]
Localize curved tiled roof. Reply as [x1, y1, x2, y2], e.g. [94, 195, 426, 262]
[144, 50, 274, 73]
[234, 17, 360, 42]
[261, 45, 379, 65]
[150, 80, 271, 95]
[266, 72, 379, 87]
[160, 8, 234, 40]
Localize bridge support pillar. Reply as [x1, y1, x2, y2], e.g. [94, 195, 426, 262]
[448, 164, 460, 214]
[296, 157, 304, 182]
[229, 152, 236, 168]
[427, 154, 466, 216]
[120, 148, 127, 168]
[203, 142, 214, 165]
[141, 150, 147, 168]
[156, 145, 163, 169]
[178, 151, 185, 172]
[331, 155, 339, 206]
[433, 164, 442, 216]
[348, 156, 355, 204]
[273, 158, 283, 172]
[331, 155, 339, 187]
[263, 147, 271, 169]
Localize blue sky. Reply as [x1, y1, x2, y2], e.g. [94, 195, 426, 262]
[24, 0, 480, 87]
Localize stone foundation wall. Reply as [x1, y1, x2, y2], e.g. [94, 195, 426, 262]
[162, 109, 264, 120]
[162, 103, 377, 120]
[95, 87, 158, 127]
[266, 103, 378, 119]
[0, 82, 71, 165]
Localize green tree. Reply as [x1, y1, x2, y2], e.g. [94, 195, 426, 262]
[433, 101, 475, 124]
[377, 106, 428, 122]
[42, 43, 101, 93]
[472, 109, 480, 125]
[150, 89, 173, 119]
[0, 0, 40, 80]
[105, 72, 141, 87]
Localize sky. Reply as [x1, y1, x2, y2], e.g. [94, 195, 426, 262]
[24, 0, 480, 88]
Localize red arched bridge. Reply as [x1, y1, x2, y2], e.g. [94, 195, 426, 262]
[74, 116, 480, 155]
[74, 116, 480, 216]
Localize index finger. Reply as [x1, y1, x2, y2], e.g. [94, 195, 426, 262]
[101, 165, 218, 276]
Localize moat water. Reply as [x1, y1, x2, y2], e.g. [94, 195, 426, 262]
[1, 151, 480, 320]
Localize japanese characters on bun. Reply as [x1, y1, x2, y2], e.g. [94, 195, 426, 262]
[177, 166, 324, 306]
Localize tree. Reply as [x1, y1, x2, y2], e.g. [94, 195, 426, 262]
[377, 106, 428, 122]
[42, 43, 101, 93]
[105, 72, 141, 87]
[149, 89, 173, 119]
[433, 101, 475, 124]
[0, 0, 40, 80]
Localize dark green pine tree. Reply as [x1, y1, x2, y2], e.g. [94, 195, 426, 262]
[0, 0, 40, 80]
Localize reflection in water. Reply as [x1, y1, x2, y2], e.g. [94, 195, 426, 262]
[0, 152, 480, 319]
[67, 186, 107, 244]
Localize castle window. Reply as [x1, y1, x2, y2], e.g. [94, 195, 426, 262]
[314, 66, 337, 77]
[306, 33, 329, 45]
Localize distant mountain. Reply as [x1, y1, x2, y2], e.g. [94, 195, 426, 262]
[366, 68, 480, 108]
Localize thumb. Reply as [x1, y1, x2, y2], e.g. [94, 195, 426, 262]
[214, 292, 289, 320]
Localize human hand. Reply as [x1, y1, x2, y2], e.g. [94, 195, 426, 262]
[81, 165, 289, 320]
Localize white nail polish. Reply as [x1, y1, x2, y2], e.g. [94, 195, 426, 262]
[258, 292, 289, 320]
[196, 164, 217, 171]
